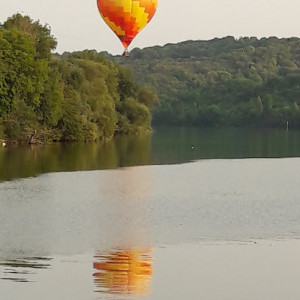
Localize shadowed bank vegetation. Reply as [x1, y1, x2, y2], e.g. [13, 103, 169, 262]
[116, 36, 300, 128]
[0, 14, 157, 143]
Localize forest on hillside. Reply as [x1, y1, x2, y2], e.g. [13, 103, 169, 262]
[116, 36, 300, 128]
[2, 13, 300, 144]
[0, 14, 157, 143]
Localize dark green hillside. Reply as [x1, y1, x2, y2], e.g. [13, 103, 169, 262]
[118, 36, 300, 128]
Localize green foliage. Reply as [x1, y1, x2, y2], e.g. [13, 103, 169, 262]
[3, 99, 39, 141]
[117, 66, 136, 101]
[3, 13, 57, 59]
[137, 85, 158, 109]
[60, 87, 84, 142]
[263, 94, 273, 116]
[120, 36, 300, 128]
[123, 97, 151, 126]
[0, 14, 155, 143]
[252, 96, 264, 117]
[38, 64, 63, 126]
[0, 118, 3, 138]
[0, 27, 49, 115]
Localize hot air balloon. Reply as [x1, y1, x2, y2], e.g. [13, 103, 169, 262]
[97, 0, 158, 56]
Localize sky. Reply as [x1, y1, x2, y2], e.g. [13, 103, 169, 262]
[1, 0, 300, 55]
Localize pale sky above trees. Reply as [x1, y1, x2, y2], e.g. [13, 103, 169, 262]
[1, 0, 300, 55]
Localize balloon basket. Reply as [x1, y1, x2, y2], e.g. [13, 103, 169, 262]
[123, 49, 130, 57]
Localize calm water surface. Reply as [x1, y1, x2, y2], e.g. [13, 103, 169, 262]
[0, 128, 300, 299]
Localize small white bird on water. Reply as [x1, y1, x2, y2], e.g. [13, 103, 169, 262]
[2, 142, 6, 147]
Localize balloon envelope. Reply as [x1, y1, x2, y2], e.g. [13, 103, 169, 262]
[97, 0, 158, 50]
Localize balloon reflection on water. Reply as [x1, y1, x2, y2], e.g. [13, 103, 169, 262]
[93, 248, 153, 296]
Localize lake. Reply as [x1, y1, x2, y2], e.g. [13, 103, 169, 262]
[0, 127, 300, 299]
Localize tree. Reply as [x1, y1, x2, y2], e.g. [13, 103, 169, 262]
[0, 14, 159, 141]
[117, 97, 151, 134]
[3, 99, 39, 141]
[3, 13, 57, 59]
[251, 96, 263, 117]
[264, 94, 273, 115]
[60, 87, 84, 142]
[38, 64, 63, 126]
[137, 85, 158, 109]
[0, 118, 3, 138]
[0, 27, 49, 116]
[117, 66, 135, 102]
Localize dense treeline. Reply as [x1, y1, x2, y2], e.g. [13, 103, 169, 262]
[2, 14, 300, 138]
[118, 36, 300, 128]
[0, 14, 157, 143]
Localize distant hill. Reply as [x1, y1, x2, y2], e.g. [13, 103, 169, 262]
[115, 36, 300, 128]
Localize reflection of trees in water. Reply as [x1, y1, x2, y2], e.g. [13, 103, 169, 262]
[0, 257, 52, 283]
[93, 248, 153, 296]
[114, 134, 151, 167]
[0, 133, 151, 181]
[3, 128, 300, 181]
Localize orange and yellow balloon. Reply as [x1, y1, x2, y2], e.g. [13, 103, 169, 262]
[97, 0, 158, 54]
[93, 248, 153, 296]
